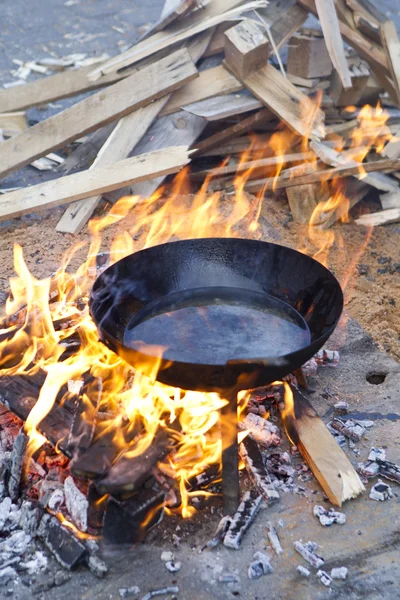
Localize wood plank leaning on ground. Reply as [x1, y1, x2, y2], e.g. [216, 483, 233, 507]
[0, 49, 198, 181]
[0, 147, 191, 222]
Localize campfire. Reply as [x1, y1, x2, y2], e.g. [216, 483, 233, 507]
[0, 0, 400, 595]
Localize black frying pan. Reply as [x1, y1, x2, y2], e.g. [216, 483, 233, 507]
[89, 238, 343, 392]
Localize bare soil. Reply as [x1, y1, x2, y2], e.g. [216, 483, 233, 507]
[0, 191, 399, 361]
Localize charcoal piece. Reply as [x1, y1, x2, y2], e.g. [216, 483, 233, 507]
[86, 554, 108, 577]
[188, 464, 220, 490]
[141, 587, 179, 600]
[331, 418, 364, 442]
[97, 429, 172, 495]
[102, 489, 166, 545]
[8, 428, 28, 501]
[223, 491, 262, 550]
[376, 458, 400, 484]
[317, 570, 332, 587]
[206, 515, 232, 549]
[293, 540, 324, 569]
[38, 514, 87, 569]
[87, 482, 105, 535]
[248, 551, 273, 579]
[313, 505, 346, 526]
[239, 437, 280, 503]
[71, 429, 119, 479]
[369, 479, 393, 501]
[267, 522, 283, 555]
[238, 413, 281, 448]
[0, 454, 10, 499]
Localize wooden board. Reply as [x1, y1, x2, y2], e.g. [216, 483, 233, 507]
[127, 112, 207, 201]
[88, 0, 254, 79]
[287, 34, 333, 79]
[56, 98, 169, 234]
[380, 21, 400, 106]
[0, 49, 198, 181]
[315, 0, 352, 88]
[192, 151, 314, 178]
[356, 207, 400, 226]
[0, 147, 191, 222]
[224, 20, 269, 79]
[224, 60, 325, 140]
[183, 92, 262, 120]
[0, 111, 28, 134]
[161, 65, 242, 116]
[298, 0, 390, 77]
[193, 108, 273, 155]
[285, 388, 365, 506]
[141, 0, 200, 40]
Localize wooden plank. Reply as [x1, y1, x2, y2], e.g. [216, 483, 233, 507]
[224, 21, 269, 79]
[0, 147, 191, 222]
[0, 49, 198, 181]
[345, 0, 387, 27]
[284, 387, 365, 506]
[161, 65, 242, 116]
[286, 171, 319, 224]
[56, 98, 169, 234]
[266, 3, 308, 52]
[356, 207, 400, 226]
[193, 108, 273, 155]
[58, 123, 117, 174]
[243, 156, 400, 192]
[380, 191, 400, 209]
[88, 0, 260, 79]
[224, 60, 325, 140]
[380, 21, 400, 106]
[203, 23, 232, 56]
[127, 112, 206, 201]
[0, 111, 28, 134]
[329, 59, 370, 107]
[287, 33, 333, 79]
[142, 0, 200, 40]
[314, 0, 352, 88]
[298, 0, 390, 77]
[0, 63, 128, 114]
[183, 92, 262, 120]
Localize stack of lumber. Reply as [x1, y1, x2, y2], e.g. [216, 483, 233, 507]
[1, 0, 400, 231]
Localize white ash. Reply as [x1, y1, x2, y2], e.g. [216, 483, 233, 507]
[248, 551, 273, 579]
[368, 448, 386, 462]
[165, 561, 181, 573]
[314, 349, 340, 366]
[356, 420, 374, 428]
[0, 566, 17, 585]
[267, 522, 283, 555]
[333, 401, 348, 414]
[19, 501, 39, 536]
[369, 479, 393, 501]
[119, 586, 141, 598]
[161, 551, 174, 562]
[21, 550, 48, 575]
[64, 476, 88, 532]
[87, 554, 108, 578]
[297, 565, 310, 577]
[238, 414, 282, 448]
[317, 570, 332, 587]
[293, 540, 324, 569]
[223, 492, 263, 550]
[48, 488, 65, 511]
[313, 505, 346, 526]
[206, 515, 232, 549]
[0, 497, 12, 531]
[331, 567, 348, 580]
[0, 530, 32, 555]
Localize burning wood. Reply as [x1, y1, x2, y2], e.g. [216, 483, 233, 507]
[223, 491, 262, 550]
[238, 413, 282, 448]
[239, 437, 280, 503]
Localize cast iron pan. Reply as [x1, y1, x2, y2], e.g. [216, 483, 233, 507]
[89, 238, 343, 391]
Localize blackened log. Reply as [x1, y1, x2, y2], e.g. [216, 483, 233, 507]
[239, 437, 280, 503]
[8, 427, 28, 501]
[96, 428, 172, 496]
[87, 482, 106, 535]
[71, 429, 120, 479]
[223, 491, 262, 550]
[38, 514, 87, 569]
[102, 488, 166, 545]
[66, 377, 101, 457]
[376, 458, 400, 484]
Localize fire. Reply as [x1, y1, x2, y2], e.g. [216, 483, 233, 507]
[0, 100, 393, 526]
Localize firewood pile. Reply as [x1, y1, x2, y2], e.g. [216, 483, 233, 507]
[0, 0, 400, 230]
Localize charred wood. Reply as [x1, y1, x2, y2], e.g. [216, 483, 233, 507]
[223, 491, 262, 550]
[239, 437, 280, 503]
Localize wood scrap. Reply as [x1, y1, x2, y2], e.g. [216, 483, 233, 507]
[243, 157, 400, 192]
[88, 0, 265, 80]
[58, 123, 118, 174]
[380, 20, 400, 106]
[355, 208, 400, 226]
[283, 387, 365, 506]
[183, 91, 262, 120]
[329, 58, 370, 107]
[380, 191, 400, 210]
[203, 23, 232, 57]
[0, 147, 191, 222]
[56, 97, 169, 234]
[263, 3, 308, 55]
[0, 49, 198, 181]
[193, 108, 273, 155]
[141, 0, 201, 40]
[344, 0, 387, 27]
[224, 60, 325, 140]
[0, 111, 28, 135]
[287, 33, 333, 79]
[286, 164, 320, 224]
[314, 0, 352, 88]
[224, 20, 269, 79]
[161, 65, 242, 116]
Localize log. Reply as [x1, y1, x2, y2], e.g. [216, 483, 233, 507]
[355, 208, 400, 226]
[88, 0, 262, 79]
[298, 0, 390, 77]
[0, 147, 191, 222]
[224, 60, 325, 140]
[224, 20, 269, 79]
[0, 49, 198, 181]
[314, 0, 352, 88]
[160, 65, 242, 116]
[287, 33, 333, 79]
[193, 108, 273, 155]
[56, 98, 168, 233]
[380, 21, 400, 106]
[283, 387, 365, 506]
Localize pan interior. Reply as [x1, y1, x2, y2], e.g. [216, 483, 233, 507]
[123, 287, 311, 366]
